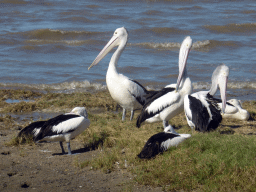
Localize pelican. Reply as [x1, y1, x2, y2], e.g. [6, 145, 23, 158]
[137, 127, 191, 159]
[184, 64, 229, 132]
[34, 107, 90, 155]
[88, 27, 150, 121]
[17, 120, 46, 140]
[218, 99, 250, 120]
[136, 36, 193, 134]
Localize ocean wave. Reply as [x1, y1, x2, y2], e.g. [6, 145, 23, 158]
[131, 39, 241, 51]
[150, 27, 191, 35]
[57, 17, 93, 23]
[131, 40, 210, 50]
[143, 10, 164, 16]
[24, 39, 102, 46]
[1, 0, 52, 6]
[0, 29, 104, 46]
[193, 81, 256, 90]
[1, 80, 255, 95]
[241, 10, 256, 14]
[132, 27, 190, 37]
[23, 29, 102, 40]
[131, 42, 181, 49]
[177, 6, 203, 11]
[1, 0, 28, 5]
[0, 81, 107, 93]
[204, 23, 256, 34]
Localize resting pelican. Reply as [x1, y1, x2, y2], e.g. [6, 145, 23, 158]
[136, 36, 193, 134]
[218, 99, 250, 120]
[137, 127, 191, 159]
[88, 27, 150, 121]
[34, 107, 90, 155]
[184, 64, 229, 132]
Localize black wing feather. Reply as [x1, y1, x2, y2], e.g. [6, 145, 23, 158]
[18, 121, 46, 138]
[136, 87, 175, 128]
[130, 79, 148, 93]
[188, 95, 210, 132]
[206, 95, 233, 107]
[34, 114, 80, 141]
[129, 79, 159, 106]
[128, 79, 148, 106]
[205, 94, 222, 131]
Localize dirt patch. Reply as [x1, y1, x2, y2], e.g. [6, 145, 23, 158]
[0, 125, 162, 192]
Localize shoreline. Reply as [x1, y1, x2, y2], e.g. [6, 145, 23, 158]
[0, 79, 256, 101]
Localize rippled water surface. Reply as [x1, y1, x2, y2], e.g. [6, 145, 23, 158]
[0, 0, 256, 100]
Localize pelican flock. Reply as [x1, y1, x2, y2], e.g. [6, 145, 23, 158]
[136, 36, 193, 134]
[88, 27, 151, 121]
[14, 26, 251, 160]
[184, 64, 229, 132]
[19, 107, 90, 155]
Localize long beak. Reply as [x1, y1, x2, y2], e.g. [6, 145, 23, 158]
[88, 35, 118, 70]
[219, 76, 228, 113]
[176, 48, 190, 91]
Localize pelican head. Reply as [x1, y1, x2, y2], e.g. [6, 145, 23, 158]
[210, 64, 229, 113]
[227, 99, 250, 120]
[228, 99, 242, 108]
[176, 36, 193, 91]
[88, 27, 128, 70]
[70, 107, 88, 118]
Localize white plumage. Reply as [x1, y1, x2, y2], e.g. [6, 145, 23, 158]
[136, 36, 193, 134]
[34, 107, 90, 155]
[88, 27, 150, 121]
[160, 135, 190, 150]
[137, 127, 191, 159]
[218, 99, 250, 120]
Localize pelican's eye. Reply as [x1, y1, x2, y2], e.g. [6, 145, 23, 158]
[114, 32, 118, 35]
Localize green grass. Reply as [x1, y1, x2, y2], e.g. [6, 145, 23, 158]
[0, 89, 117, 113]
[132, 132, 256, 191]
[79, 125, 256, 191]
[76, 108, 256, 191]
[3, 89, 256, 191]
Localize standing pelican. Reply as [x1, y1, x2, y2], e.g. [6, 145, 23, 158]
[34, 107, 90, 155]
[88, 27, 150, 121]
[136, 36, 193, 134]
[184, 64, 229, 132]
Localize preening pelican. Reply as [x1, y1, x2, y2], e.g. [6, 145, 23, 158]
[88, 27, 150, 121]
[218, 99, 250, 120]
[184, 64, 229, 132]
[137, 127, 191, 159]
[136, 36, 193, 134]
[34, 107, 90, 155]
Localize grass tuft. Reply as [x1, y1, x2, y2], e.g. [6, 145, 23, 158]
[6, 134, 34, 146]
